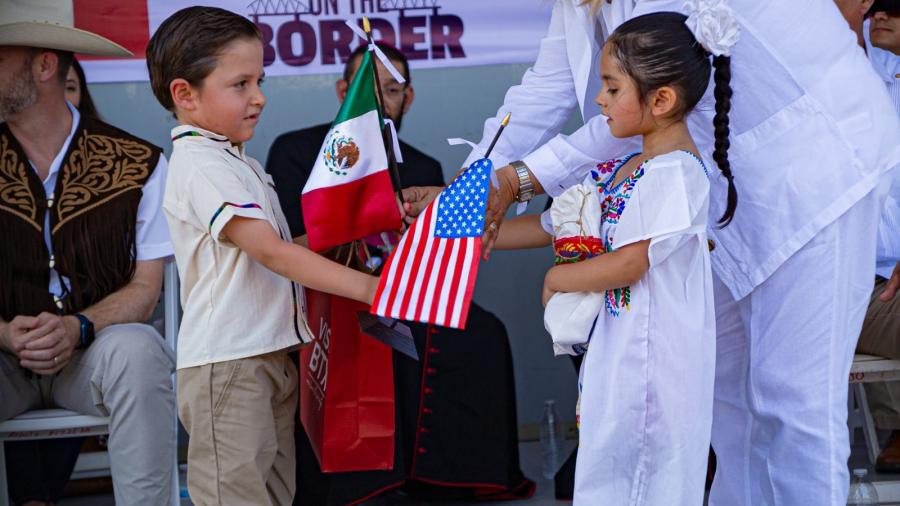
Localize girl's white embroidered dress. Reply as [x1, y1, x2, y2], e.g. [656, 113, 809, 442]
[573, 150, 715, 505]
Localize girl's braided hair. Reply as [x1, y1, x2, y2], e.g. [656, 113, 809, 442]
[606, 12, 737, 226]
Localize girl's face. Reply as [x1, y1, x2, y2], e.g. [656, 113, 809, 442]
[594, 43, 653, 138]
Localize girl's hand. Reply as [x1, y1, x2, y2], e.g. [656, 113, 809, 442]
[541, 284, 556, 308]
[542, 268, 559, 307]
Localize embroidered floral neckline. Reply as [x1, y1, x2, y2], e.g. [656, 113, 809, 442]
[590, 152, 646, 318]
[589, 150, 708, 319]
[593, 152, 642, 195]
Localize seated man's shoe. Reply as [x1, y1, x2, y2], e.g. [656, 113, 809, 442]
[876, 431, 900, 473]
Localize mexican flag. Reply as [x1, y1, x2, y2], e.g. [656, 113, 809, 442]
[301, 50, 401, 252]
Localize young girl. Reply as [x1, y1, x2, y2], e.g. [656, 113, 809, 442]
[495, 10, 738, 505]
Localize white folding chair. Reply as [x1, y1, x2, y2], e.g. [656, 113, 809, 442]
[0, 259, 181, 506]
[848, 353, 900, 464]
[847, 353, 900, 503]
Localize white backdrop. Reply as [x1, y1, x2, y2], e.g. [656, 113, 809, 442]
[77, 0, 553, 83]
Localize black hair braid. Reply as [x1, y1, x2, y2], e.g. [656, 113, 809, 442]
[712, 55, 737, 227]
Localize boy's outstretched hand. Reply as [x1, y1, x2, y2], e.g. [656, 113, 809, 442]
[401, 186, 443, 223]
[400, 164, 477, 221]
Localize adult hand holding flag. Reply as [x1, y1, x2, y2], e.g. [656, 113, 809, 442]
[398, 113, 512, 258]
[373, 115, 511, 328]
[371, 158, 493, 329]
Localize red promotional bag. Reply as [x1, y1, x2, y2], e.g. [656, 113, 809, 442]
[299, 288, 395, 472]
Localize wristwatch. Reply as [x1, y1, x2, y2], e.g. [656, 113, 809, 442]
[74, 313, 95, 349]
[510, 160, 535, 204]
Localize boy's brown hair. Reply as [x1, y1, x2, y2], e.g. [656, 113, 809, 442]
[145, 6, 261, 112]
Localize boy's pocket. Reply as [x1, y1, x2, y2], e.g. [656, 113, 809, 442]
[211, 360, 242, 417]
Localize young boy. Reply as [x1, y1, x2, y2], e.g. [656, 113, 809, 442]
[146, 7, 380, 505]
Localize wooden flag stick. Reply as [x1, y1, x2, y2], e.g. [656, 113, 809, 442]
[363, 16, 404, 200]
[484, 112, 511, 159]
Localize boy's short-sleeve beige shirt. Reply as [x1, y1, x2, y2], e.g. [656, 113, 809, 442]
[164, 125, 313, 369]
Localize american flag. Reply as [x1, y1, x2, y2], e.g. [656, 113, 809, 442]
[371, 158, 492, 329]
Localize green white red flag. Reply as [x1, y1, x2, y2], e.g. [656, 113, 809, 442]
[301, 50, 400, 252]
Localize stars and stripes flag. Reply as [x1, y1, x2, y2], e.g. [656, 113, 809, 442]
[371, 158, 492, 329]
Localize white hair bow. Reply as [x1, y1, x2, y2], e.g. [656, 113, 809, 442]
[684, 0, 740, 57]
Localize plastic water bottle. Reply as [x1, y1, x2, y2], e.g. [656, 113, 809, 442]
[847, 468, 879, 505]
[540, 399, 565, 480]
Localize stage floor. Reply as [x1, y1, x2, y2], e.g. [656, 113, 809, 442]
[57, 437, 900, 505]
[57, 440, 569, 506]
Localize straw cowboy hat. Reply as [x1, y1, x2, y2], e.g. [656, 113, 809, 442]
[0, 0, 132, 57]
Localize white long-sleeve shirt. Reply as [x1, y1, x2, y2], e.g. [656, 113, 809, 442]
[866, 27, 900, 279]
[467, 0, 900, 299]
[879, 193, 900, 279]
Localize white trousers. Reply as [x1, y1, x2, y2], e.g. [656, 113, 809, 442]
[709, 191, 880, 506]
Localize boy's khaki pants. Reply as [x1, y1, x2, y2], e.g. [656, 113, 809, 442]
[178, 350, 297, 506]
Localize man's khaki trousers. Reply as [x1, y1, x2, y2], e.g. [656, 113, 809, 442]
[0, 323, 176, 505]
[856, 277, 900, 429]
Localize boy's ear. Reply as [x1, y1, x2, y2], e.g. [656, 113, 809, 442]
[650, 86, 678, 118]
[170, 78, 197, 112]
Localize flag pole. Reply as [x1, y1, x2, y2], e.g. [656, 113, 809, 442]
[484, 112, 511, 159]
[363, 16, 404, 201]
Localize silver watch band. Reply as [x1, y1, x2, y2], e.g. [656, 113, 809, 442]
[510, 160, 535, 203]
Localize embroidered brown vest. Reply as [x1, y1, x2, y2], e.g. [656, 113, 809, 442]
[0, 118, 161, 320]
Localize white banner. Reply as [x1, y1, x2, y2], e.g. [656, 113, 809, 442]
[77, 0, 553, 83]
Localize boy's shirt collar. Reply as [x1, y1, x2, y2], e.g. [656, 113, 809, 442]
[171, 125, 247, 158]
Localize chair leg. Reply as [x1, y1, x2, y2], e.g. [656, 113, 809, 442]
[855, 383, 882, 466]
[1, 441, 10, 506]
[170, 353, 180, 505]
[171, 417, 180, 506]
[171, 457, 180, 506]
[849, 383, 862, 444]
[165, 254, 182, 506]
